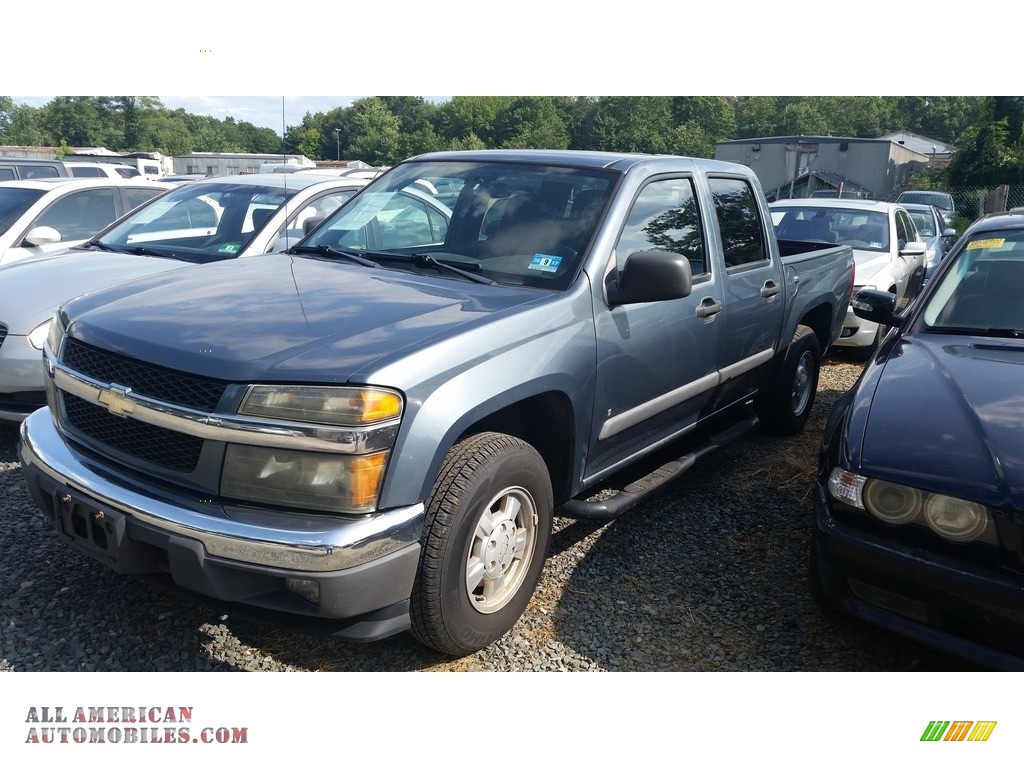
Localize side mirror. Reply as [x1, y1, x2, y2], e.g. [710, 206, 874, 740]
[606, 250, 693, 305]
[851, 288, 899, 326]
[941, 228, 956, 238]
[23, 226, 62, 246]
[302, 216, 326, 236]
[900, 241, 927, 258]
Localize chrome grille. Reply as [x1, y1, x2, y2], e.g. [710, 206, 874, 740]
[62, 337, 227, 411]
[63, 393, 203, 472]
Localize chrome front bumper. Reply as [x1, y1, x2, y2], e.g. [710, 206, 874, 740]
[19, 408, 425, 573]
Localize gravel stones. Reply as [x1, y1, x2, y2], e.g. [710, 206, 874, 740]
[0, 357, 983, 671]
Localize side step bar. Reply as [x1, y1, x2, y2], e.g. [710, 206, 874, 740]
[559, 413, 760, 521]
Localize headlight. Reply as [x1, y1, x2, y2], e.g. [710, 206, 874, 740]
[230, 385, 402, 513]
[27, 319, 52, 351]
[239, 385, 402, 425]
[221, 445, 388, 513]
[923, 494, 989, 542]
[828, 468, 997, 544]
[863, 479, 921, 524]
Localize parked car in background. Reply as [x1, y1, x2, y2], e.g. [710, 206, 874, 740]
[64, 161, 142, 179]
[896, 190, 956, 226]
[770, 199, 927, 359]
[811, 209, 1024, 670]
[0, 157, 70, 180]
[902, 202, 956, 282]
[0, 177, 168, 266]
[0, 173, 373, 422]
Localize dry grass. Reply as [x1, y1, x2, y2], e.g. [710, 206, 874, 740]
[734, 417, 826, 505]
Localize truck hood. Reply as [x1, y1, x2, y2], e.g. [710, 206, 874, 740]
[851, 248, 894, 288]
[64, 254, 549, 381]
[856, 335, 1024, 509]
[0, 250, 190, 333]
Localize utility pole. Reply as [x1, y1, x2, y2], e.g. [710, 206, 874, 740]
[334, 128, 341, 161]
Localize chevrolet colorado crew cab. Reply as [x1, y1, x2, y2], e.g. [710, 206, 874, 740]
[20, 150, 855, 656]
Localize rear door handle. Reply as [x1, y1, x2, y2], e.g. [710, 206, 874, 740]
[761, 280, 782, 299]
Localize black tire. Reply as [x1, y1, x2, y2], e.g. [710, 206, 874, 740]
[410, 432, 553, 656]
[755, 325, 821, 436]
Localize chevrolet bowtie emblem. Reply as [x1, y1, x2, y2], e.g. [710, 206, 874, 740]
[97, 384, 136, 418]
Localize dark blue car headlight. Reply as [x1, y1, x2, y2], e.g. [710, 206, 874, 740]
[827, 468, 998, 544]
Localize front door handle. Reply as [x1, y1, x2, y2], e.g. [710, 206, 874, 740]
[695, 297, 723, 319]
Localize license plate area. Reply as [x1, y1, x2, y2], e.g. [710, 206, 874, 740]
[53, 488, 128, 563]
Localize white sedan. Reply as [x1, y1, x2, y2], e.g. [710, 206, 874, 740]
[771, 198, 927, 359]
[0, 173, 374, 422]
[0, 177, 168, 266]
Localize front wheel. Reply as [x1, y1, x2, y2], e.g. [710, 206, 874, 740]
[755, 325, 821, 436]
[410, 432, 553, 656]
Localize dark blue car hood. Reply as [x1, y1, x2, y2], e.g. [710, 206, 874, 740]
[853, 335, 1024, 509]
[63, 255, 547, 382]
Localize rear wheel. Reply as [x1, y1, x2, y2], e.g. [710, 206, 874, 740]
[756, 325, 820, 436]
[410, 432, 553, 656]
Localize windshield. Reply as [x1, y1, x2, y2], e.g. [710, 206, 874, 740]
[98, 181, 303, 263]
[772, 206, 890, 252]
[899, 191, 953, 211]
[0, 187, 46, 234]
[922, 229, 1024, 334]
[299, 159, 618, 290]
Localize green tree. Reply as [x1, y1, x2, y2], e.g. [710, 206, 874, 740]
[437, 96, 506, 146]
[492, 96, 569, 149]
[734, 96, 781, 138]
[583, 96, 674, 153]
[346, 97, 402, 165]
[672, 97, 736, 143]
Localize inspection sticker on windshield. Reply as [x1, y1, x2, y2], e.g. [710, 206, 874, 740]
[218, 243, 240, 254]
[966, 238, 1006, 249]
[528, 254, 562, 273]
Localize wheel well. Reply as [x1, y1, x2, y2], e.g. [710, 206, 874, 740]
[458, 392, 575, 505]
[797, 302, 834, 352]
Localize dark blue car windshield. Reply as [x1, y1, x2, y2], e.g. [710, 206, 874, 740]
[922, 229, 1024, 333]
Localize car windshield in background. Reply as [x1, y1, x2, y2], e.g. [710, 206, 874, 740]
[97, 181, 300, 263]
[922, 229, 1024, 335]
[299, 160, 617, 290]
[0, 187, 46, 233]
[898, 191, 954, 211]
[773, 207, 890, 252]
[907, 209, 937, 238]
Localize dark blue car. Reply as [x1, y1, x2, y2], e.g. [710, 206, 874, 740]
[811, 209, 1024, 669]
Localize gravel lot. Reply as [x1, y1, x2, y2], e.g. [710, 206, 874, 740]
[0, 354, 984, 672]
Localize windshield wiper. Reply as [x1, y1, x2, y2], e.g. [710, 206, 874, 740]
[289, 244, 379, 268]
[935, 325, 1024, 339]
[128, 246, 173, 258]
[83, 239, 123, 253]
[410, 253, 496, 285]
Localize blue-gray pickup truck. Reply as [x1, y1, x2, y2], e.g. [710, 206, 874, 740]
[19, 150, 854, 655]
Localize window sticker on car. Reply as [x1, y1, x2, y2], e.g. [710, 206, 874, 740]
[966, 238, 1006, 250]
[218, 243, 241, 254]
[331, 192, 395, 230]
[528, 254, 562, 273]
